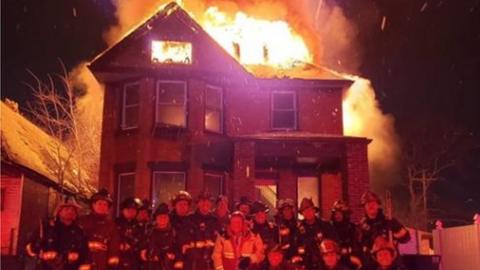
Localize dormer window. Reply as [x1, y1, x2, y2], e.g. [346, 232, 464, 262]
[151, 40, 192, 64]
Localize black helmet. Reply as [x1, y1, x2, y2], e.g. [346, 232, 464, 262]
[154, 203, 170, 217]
[360, 191, 381, 206]
[250, 201, 270, 214]
[120, 197, 142, 210]
[139, 199, 153, 213]
[371, 236, 397, 258]
[90, 188, 113, 206]
[299, 197, 318, 213]
[235, 196, 252, 210]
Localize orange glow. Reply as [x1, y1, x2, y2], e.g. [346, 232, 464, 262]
[199, 7, 312, 68]
[151, 40, 192, 64]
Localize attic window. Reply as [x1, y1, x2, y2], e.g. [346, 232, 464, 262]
[151, 40, 192, 64]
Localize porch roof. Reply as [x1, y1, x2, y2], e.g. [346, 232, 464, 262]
[232, 131, 371, 144]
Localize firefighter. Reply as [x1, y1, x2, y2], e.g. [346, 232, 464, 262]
[358, 191, 410, 260]
[170, 190, 195, 270]
[319, 239, 351, 270]
[236, 196, 253, 218]
[137, 199, 153, 234]
[251, 201, 279, 253]
[77, 188, 121, 270]
[330, 200, 362, 269]
[367, 237, 409, 270]
[296, 198, 337, 270]
[214, 195, 230, 233]
[140, 203, 181, 270]
[116, 197, 143, 270]
[261, 245, 295, 270]
[212, 211, 264, 270]
[190, 191, 220, 270]
[275, 199, 298, 260]
[25, 197, 89, 270]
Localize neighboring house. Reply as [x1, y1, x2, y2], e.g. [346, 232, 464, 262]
[89, 2, 371, 220]
[0, 100, 93, 266]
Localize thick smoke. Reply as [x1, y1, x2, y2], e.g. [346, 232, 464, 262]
[69, 63, 104, 184]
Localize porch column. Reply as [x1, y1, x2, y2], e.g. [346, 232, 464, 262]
[344, 141, 370, 222]
[232, 141, 256, 202]
[278, 169, 297, 202]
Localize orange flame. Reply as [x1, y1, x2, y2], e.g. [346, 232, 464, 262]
[151, 40, 192, 64]
[200, 7, 312, 67]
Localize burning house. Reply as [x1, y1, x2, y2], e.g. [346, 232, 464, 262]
[89, 2, 371, 220]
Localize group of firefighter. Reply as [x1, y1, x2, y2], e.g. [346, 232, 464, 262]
[25, 188, 411, 270]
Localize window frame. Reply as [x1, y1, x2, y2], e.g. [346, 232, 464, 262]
[151, 171, 186, 206]
[150, 40, 193, 65]
[155, 80, 188, 128]
[271, 91, 298, 130]
[121, 82, 141, 130]
[203, 172, 224, 197]
[116, 172, 136, 214]
[204, 85, 224, 134]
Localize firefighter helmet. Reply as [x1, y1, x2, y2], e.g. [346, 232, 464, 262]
[320, 239, 340, 254]
[139, 199, 153, 213]
[251, 201, 270, 214]
[54, 196, 80, 216]
[277, 198, 295, 210]
[371, 236, 397, 258]
[90, 188, 113, 206]
[154, 203, 170, 217]
[299, 197, 318, 213]
[120, 197, 142, 210]
[171, 190, 192, 206]
[235, 196, 252, 210]
[360, 191, 381, 206]
[230, 210, 246, 221]
[331, 199, 351, 213]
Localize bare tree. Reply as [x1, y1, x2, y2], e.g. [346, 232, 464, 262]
[403, 124, 471, 230]
[25, 61, 98, 201]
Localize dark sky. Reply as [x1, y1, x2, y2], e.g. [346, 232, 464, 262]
[2, 0, 479, 226]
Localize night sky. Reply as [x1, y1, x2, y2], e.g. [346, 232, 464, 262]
[2, 0, 479, 226]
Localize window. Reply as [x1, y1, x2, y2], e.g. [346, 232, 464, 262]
[152, 172, 186, 206]
[117, 173, 135, 214]
[205, 86, 223, 133]
[151, 40, 192, 64]
[121, 82, 140, 130]
[204, 173, 224, 197]
[255, 179, 277, 209]
[271, 91, 297, 129]
[156, 81, 187, 127]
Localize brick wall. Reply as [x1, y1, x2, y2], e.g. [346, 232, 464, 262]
[320, 172, 342, 219]
[344, 141, 370, 222]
